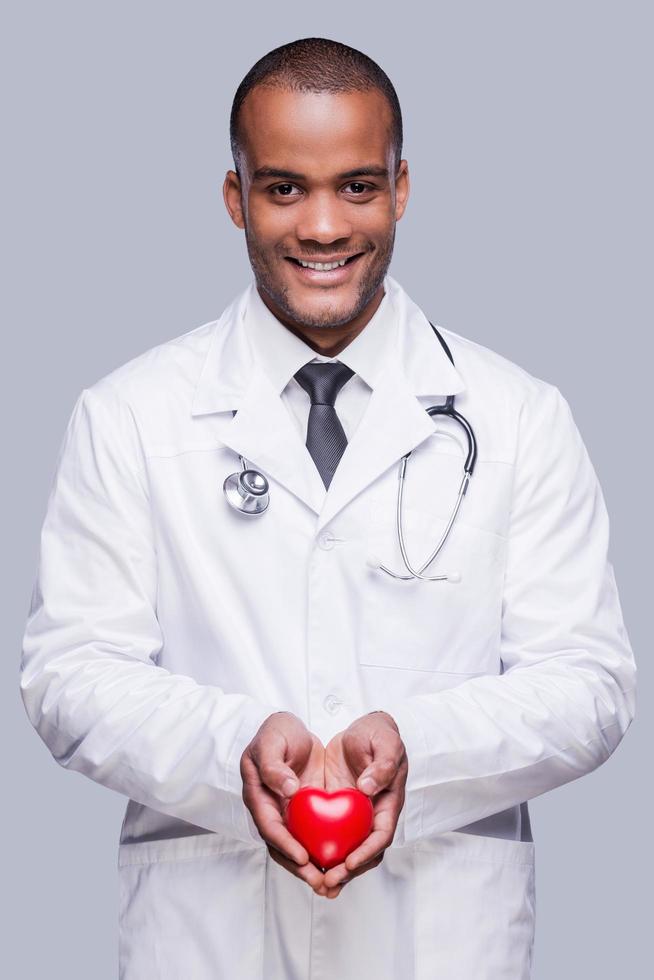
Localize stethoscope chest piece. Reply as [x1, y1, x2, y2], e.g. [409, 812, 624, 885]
[223, 467, 270, 516]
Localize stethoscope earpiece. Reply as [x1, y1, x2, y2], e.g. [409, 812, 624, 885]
[367, 553, 462, 583]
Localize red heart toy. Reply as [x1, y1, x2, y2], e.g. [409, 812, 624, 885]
[285, 786, 374, 871]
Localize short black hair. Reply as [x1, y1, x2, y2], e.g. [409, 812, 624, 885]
[230, 37, 403, 179]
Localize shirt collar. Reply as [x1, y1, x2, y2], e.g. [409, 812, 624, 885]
[244, 276, 397, 393]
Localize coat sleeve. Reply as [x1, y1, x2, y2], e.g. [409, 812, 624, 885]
[19, 385, 277, 845]
[390, 381, 637, 846]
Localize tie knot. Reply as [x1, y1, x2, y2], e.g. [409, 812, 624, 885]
[294, 360, 355, 407]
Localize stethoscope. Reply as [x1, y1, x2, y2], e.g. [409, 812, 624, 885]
[223, 322, 478, 582]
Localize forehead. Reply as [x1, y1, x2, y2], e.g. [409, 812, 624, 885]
[239, 86, 393, 174]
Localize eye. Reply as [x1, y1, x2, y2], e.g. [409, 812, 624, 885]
[344, 182, 373, 194]
[270, 183, 302, 197]
[268, 181, 375, 198]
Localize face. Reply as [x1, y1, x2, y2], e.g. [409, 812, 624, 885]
[223, 86, 410, 353]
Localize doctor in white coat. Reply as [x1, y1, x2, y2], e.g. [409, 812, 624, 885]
[20, 37, 636, 980]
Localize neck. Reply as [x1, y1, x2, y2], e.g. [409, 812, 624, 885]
[257, 284, 385, 357]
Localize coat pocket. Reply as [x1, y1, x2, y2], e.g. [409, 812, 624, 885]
[361, 504, 506, 676]
[118, 834, 267, 980]
[413, 831, 536, 980]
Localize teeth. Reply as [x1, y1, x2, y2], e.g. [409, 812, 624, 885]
[298, 258, 348, 270]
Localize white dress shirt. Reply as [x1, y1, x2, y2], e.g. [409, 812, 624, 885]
[243, 281, 398, 463]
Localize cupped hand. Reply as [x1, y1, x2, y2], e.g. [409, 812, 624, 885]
[240, 711, 341, 899]
[320, 711, 408, 893]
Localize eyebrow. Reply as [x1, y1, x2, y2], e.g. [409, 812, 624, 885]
[252, 165, 389, 182]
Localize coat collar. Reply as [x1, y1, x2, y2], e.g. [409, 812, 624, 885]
[191, 274, 466, 531]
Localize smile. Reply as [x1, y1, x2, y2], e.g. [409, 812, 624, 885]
[297, 258, 347, 270]
[285, 252, 365, 283]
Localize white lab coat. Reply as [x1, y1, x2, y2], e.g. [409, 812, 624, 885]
[20, 275, 636, 979]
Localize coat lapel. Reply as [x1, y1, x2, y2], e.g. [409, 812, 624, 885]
[316, 361, 445, 532]
[189, 277, 467, 528]
[190, 287, 325, 514]
[315, 285, 467, 531]
[217, 362, 326, 515]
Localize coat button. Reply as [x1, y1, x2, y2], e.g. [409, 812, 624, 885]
[318, 532, 336, 551]
[323, 694, 344, 715]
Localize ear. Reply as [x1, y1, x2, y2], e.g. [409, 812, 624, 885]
[223, 170, 246, 230]
[394, 160, 410, 222]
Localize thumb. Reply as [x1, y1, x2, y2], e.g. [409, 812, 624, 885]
[256, 736, 301, 798]
[357, 757, 396, 796]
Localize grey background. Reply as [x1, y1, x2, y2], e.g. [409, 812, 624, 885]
[3, 1, 651, 976]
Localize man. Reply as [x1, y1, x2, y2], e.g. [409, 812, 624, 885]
[20, 36, 636, 980]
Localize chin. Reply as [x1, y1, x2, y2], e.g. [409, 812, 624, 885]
[287, 293, 360, 328]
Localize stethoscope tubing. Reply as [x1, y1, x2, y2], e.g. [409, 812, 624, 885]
[375, 463, 470, 581]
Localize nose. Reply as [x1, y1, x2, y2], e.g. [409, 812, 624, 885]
[294, 189, 353, 244]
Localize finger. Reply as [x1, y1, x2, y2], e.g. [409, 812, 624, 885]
[344, 828, 395, 872]
[358, 784, 405, 834]
[241, 749, 299, 810]
[300, 740, 326, 790]
[250, 727, 305, 798]
[267, 845, 332, 897]
[242, 774, 309, 865]
[243, 744, 317, 865]
[357, 753, 404, 795]
[264, 813, 311, 866]
[322, 851, 384, 889]
[267, 845, 345, 900]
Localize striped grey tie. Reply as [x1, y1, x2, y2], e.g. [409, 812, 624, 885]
[294, 361, 355, 489]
